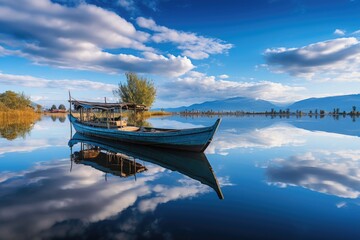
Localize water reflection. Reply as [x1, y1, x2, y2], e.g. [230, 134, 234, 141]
[72, 143, 148, 178]
[0, 136, 223, 239]
[69, 133, 223, 199]
[0, 115, 41, 140]
[126, 112, 152, 127]
[6, 115, 360, 239]
[207, 123, 306, 154]
[48, 115, 67, 123]
[266, 150, 360, 199]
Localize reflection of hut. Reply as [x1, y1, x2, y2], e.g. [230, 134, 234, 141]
[72, 143, 147, 178]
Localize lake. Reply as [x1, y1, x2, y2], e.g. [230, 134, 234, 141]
[1, 115, 360, 240]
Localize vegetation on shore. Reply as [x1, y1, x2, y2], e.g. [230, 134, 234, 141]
[179, 107, 360, 118]
[0, 91, 42, 140]
[0, 90, 41, 116]
[113, 72, 157, 108]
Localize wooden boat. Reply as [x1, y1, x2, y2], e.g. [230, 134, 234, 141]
[68, 98, 221, 152]
[68, 132, 224, 199]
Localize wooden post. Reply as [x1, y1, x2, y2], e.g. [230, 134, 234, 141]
[69, 146, 73, 172]
[68, 91, 72, 115]
[68, 91, 73, 137]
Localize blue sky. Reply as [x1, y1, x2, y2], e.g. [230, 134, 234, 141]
[1, 0, 360, 108]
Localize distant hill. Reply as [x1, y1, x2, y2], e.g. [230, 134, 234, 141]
[162, 94, 360, 113]
[288, 94, 360, 112]
[164, 97, 278, 112]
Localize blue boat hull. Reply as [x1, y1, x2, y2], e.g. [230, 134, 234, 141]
[68, 114, 220, 152]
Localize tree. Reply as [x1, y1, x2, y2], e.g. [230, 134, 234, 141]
[36, 104, 42, 113]
[113, 72, 156, 107]
[0, 91, 31, 110]
[51, 104, 57, 111]
[58, 104, 66, 110]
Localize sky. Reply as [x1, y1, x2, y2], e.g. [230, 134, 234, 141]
[1, 0, 360, 108]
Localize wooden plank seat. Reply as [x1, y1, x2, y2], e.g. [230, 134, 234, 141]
[118, 126, 140, 131]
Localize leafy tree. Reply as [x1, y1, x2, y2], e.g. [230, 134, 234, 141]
[51, 104, 57, 110]
[58, 104, 66, 110]
[0, 91, 31, 110]
[113, 72, 156, 107]
[36, 104, 42, 113]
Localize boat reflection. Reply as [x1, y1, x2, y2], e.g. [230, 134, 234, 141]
[68, 133, 224, 199]
[72, 144, 147, 178]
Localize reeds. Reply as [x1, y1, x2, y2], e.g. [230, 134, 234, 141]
[0, 109, 41, 121]
[142, 111, 172, 117]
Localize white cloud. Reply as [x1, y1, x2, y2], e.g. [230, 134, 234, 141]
[0, 0, 193, 76]
[334, 29, 346, 36]
[159, 71, 305, 104]
[117, 0, 136, 11]
[0, 72, 117, 92]
[117, 0, 160, 13]
[264, 37, 360, 82]
[218, 74, 229, 79]
[352, 29, 360, 35]
[136, 17, 233, 60]
[30, 95, 49, 102]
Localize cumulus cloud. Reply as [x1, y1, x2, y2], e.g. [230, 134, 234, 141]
[334, 29, 346, 36]
[264, 37, 360, 81]
[266, 150, 360, 198]
[0, 0, 193, 76]
[0, 72, 117, 92]
[136, 17, 233, 59]
[159, 71, 305, 104]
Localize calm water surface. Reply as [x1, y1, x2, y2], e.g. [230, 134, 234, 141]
[1, 115, 360, 239]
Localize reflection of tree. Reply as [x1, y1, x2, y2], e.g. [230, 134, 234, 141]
[51, 115, 57, 122]
[126, 112, 152, 127]
[58, 116, 66, 123]
[0, 115, 41, 140]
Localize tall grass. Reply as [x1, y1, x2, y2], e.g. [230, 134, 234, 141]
[0, 109, 41, 121]
[143, 111, 172, 117]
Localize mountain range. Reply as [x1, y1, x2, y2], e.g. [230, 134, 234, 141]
[163, 94, 360, 113]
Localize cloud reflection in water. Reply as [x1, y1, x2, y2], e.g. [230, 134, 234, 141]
[266, 150, 360, 199]
[207, 124, 307, 154]
[0, 158, 213, 239]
